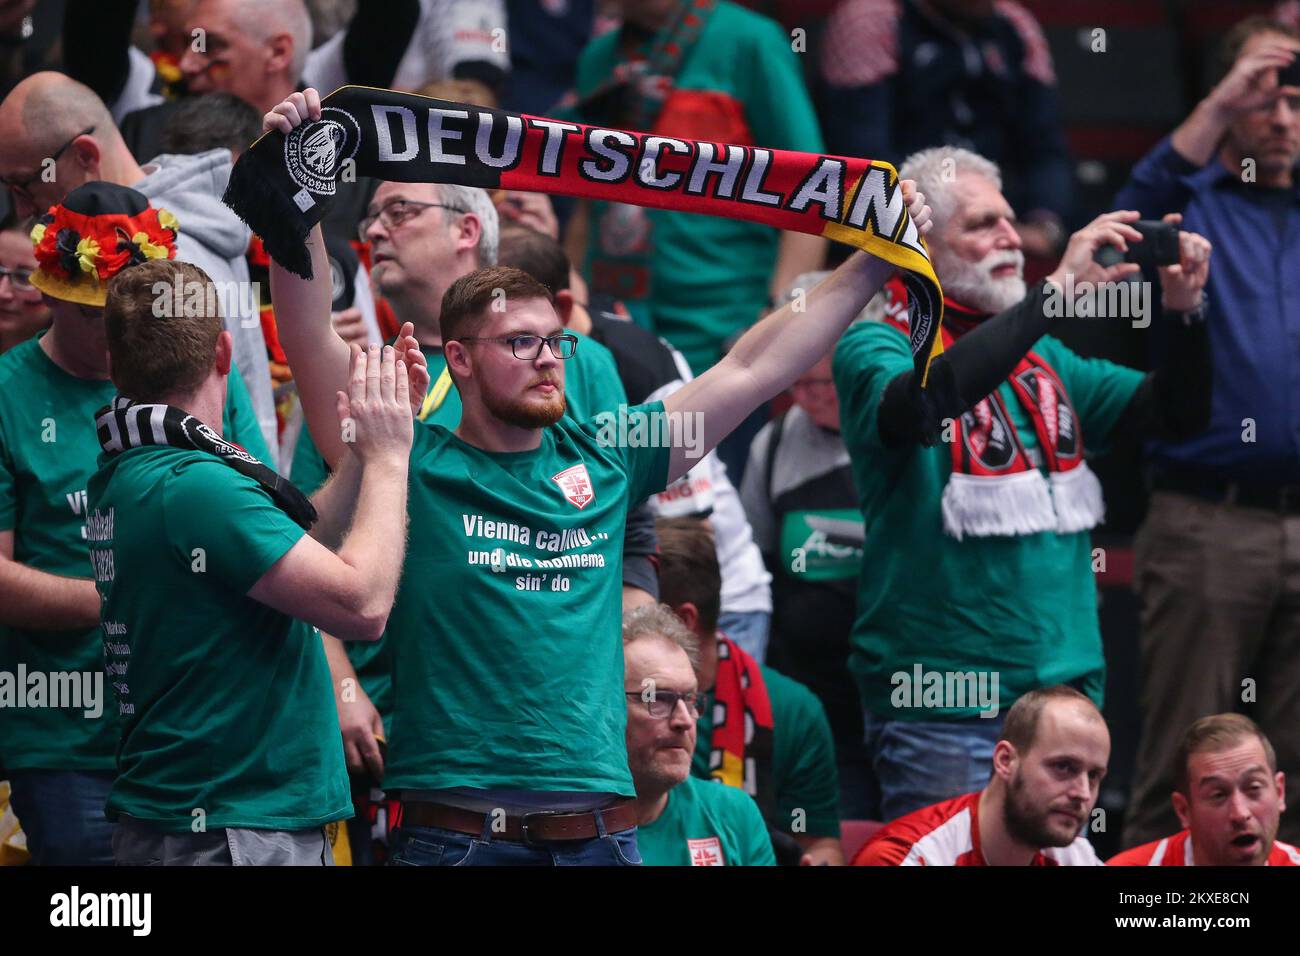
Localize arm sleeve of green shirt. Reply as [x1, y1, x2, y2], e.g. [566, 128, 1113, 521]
[831, 322, 914, 455]
[742, 17, 825, 153]
[163, 461, 306, 594]
[1036, 337, 1145, 452]
[222, 359, 275, 465]
[773, 678, 842, 838]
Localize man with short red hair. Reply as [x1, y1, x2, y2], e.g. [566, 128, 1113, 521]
[1109, 714, 1298, 866]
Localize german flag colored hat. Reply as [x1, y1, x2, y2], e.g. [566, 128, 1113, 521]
[30, 181, 179, 307]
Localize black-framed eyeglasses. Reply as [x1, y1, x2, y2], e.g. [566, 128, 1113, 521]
[455, 332, 578, 361]
[0, 266, 34, 290]
[358, 199, 466, 241]
[625, 689, 703, 720]
[0, 126, 95, 198]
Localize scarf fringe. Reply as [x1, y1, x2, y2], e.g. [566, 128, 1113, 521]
[1050, 462, 1106, 534]
[222, 158, 315, 279]
[941, 470, 1057, 541]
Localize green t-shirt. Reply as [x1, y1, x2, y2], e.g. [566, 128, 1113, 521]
[637, 774, 777, 866]
[383, 402, 669, 793]
[692, 664, 841, 838]
[574, 1, 826, 374]
[832, 321, 1145, 719]
[0, 336, 268, 772]
[85, 446, 350, 832]
[290, 334, 629, 737]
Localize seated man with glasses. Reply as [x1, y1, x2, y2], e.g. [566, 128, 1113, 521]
[266, 88, 931, 867]
[622, 604, 775, 866]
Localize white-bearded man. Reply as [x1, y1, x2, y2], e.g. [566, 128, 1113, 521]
[833, 144, 1214, 823]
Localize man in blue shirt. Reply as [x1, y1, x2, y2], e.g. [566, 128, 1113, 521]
[1116, 15, 1300, 848]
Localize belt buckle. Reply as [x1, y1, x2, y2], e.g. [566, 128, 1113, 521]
[518, 809, 566, 846]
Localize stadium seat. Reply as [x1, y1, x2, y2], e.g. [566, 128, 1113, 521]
[840, 819, 884, 862]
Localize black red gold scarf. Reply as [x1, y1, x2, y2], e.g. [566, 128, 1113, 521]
[222, 85, 945, 384]
[883, 282, 1104, 539]
[709, 635, 775, 816]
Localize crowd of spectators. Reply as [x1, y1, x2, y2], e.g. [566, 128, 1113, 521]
[0, 0, 1297, 868]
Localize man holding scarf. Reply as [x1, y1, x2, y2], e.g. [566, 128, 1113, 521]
[257, 88, 933, 866]
[834, 145, 1213, 823]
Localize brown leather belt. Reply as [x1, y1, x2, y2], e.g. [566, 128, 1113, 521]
[400, 798, 638, 844]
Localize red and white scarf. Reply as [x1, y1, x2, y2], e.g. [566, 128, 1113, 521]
[884, 283, 1105, 540]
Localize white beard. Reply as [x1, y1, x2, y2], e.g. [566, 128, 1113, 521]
[939, 248, 1028, 314]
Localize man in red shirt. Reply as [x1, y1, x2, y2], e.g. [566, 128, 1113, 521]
[854, 686, 1107, 865]
[1110, 714, 1299, 866]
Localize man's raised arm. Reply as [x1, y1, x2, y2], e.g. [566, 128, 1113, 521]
[269, 220, 354, 469]
[661, 182, 931, 482]
[263, 90, 427, 469]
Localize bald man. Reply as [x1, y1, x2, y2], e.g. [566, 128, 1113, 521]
[0, 72, 277, 463]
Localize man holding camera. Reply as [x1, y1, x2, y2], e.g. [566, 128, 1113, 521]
[834, 144, 1213, 822]
[1117, 16, 1300, 848]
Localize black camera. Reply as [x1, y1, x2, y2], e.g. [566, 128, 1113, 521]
[1094, 219, 1180, 269]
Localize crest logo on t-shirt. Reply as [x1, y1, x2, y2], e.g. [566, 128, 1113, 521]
[687, 837, 725, 866]
[551, 464, 595, 509]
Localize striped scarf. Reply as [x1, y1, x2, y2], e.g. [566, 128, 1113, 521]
[95, 396, 317, 529]
[223, 84, 945, 385]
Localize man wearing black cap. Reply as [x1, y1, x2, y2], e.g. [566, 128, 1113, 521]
[0, 182, 267, 864]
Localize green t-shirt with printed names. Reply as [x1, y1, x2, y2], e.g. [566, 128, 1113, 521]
[0, 335, 270, 772]
[290, 333, 629, 738]
[692, 664, 841, 838]
[382, 402, 668, 793]
[637, 774, 776, 866]
[86, 446, 350, 831]
[832, 321, 1144, 720]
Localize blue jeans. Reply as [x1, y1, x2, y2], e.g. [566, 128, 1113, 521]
[863, 711, 1006, 822]
[7, 768, 115, 865]
[718, 610, 771, 664]
[388, 824, 642, 866]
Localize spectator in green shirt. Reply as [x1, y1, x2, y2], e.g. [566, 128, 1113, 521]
[90, 252, 416, 865]
[623, 602, 775, 866]
[834, 145, 1214, 823]
[656, 516, 844, 864]
[264, 86, 932, 866]
[568, 0, 828, 376]
[0, 183, 269, 865]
